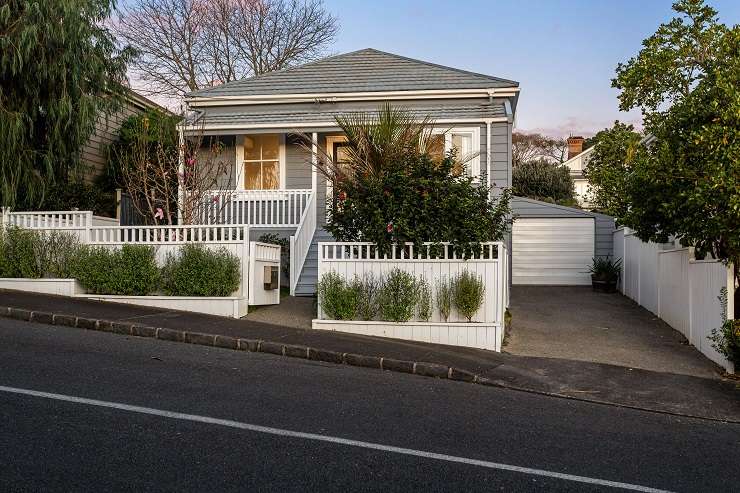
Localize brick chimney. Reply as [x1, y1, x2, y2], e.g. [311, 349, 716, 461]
[567, 136, 584, 160]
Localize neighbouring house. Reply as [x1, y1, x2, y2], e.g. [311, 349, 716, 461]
[561, 135, 593, 208]
[183, 48, 520, 295]
[80, 88, 166, 184]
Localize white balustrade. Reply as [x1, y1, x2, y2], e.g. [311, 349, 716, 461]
[199, 189, 312, 227]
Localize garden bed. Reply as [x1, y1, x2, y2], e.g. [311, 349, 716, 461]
[311, 319, 504, 351]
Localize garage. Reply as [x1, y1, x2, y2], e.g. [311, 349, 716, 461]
[510, 197, 613, 286]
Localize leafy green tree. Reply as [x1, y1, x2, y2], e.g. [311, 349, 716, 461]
[581, 122, 642, 217]
[607, 0, 739, 288]
[512, 159, 576, 206]
[0, 0, 133, 207]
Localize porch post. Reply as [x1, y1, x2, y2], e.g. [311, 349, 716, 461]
[311, 132, 318, 193]
[486, 120, 492, 189]
[177, 124, 185, 224]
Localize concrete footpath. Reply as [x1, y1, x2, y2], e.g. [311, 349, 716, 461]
[2, 289, 739, 422]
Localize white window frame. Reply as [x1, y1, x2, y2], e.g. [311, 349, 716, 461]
[430, 127, 481, 181]
[235, 133, 286, 190]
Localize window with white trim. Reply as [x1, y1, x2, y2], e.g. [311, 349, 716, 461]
[243, 134, 281, 189]
[428, 127, 481, 180]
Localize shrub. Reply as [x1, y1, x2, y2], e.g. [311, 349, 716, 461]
[258, 233, 290, 279]
[378, 268, 418, 322]
[35, 230, 83, 279]
[161, 244, 240, 297]
[416, 277, 432, 322]
[435, 277, 452, 322]
[0, 226, 41, 278]
[709, 288, 740, 367]
[451, 270, 485, 322]
[73, 245, 159, 295]
[318, 271, 359, 320]
[512, 159, 576, 206]
[351, 273, 380, 321]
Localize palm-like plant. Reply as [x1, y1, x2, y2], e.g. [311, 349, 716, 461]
[301, 103, 476, 188]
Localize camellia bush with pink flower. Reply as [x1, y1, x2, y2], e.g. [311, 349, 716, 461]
[325, 149, 511, 258]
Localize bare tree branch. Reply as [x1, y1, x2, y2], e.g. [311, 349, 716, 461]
[116, 0, 338, 98]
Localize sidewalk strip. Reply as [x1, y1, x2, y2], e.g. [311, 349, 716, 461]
[0, 384, 673, 493]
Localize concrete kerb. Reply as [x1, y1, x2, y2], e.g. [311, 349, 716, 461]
[5, 305, 740, 424]
[2, 306, 464, 384]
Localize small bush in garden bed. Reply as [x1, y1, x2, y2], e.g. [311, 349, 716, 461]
[73, 245, 159, 296]
[416, 278, 432, 322]
[451, 270, 485, 322]
[351, 273, 380, 321]
[435, 277, 452, 322]
[378, 268, 418, 323]
[0, 226, 40, 278]
[318, 271, 358, 320]
[161, 244, 240, 297]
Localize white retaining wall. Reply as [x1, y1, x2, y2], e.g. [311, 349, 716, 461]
[614, 228, 735, 372]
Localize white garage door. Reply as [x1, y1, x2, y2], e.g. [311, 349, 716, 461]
[512, 217, 595, 285]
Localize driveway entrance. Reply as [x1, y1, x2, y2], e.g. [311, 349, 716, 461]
[506, 286, 722, 378]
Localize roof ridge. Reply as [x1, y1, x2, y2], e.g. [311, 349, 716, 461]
[360, 48, 519, 87]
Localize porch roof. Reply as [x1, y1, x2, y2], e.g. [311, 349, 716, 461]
[189, 100, 508, 132]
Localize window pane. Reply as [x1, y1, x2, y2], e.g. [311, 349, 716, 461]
[244, 136, 260, 160]
[261, 134, 280, 160]
[451, 133, 472, 155]
[428, 134, 445, 161]
[262, 161, 280, 189]
[244, 162, 261, 189]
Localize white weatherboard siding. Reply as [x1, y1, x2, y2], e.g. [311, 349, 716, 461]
[512, 218, 595, 285]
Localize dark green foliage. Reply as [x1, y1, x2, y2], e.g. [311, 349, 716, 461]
[73, 245, 159, 295]
[16, 179, 112, 217]
[0, 227, 83, 279]
[351, 273, 380, 321]
[103, 109, 180, 193]
[377, 268, 418, 323]
[587, 256, 622, 282]
[512, 159, 577, 206]
[258, 233, 291, 280]
[0, 226, 40, 278]
[161, 244, 240, 297]
[451, 270, 485, 322]
[710, 319, 740, 366]
[318, 272, 358, 320]
[326, 152, 511, 258]
[0, 0, 134, 207]
[416, 278, 432, 322]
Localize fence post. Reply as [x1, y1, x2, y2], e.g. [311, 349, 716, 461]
[243, 225, 250, 302]
[289, 235, 296, 296]
[0, 207, 10, 228]
[115, 189, 122, 220]
[728, 263, 736, 321]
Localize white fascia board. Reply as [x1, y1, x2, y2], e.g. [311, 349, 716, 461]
[183, 117, 510, 133]
[186, 88, 520, 107]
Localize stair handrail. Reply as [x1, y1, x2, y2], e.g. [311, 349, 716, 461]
[289, 191, 317, 295]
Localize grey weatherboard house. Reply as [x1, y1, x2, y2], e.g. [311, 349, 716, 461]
[183, 48, 520, 295]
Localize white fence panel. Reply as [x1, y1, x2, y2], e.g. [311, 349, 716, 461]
[317, 242, 506, 325]
[658, 249, 691, 337]
[689, 261, 731, 368]
[616, 227, 734, 373]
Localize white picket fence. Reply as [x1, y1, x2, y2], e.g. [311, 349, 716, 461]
[614, 228, 735, 372]
[1, 210, 282, 309]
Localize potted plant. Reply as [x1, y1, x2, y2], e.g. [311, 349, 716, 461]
[587, 256, 622, 293]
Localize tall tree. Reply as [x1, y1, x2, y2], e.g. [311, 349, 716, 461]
[116, 0, 339, 98]
[511, 132, 566, 167]
[602, 0, 739, 287]
[0, 0, 133, 207]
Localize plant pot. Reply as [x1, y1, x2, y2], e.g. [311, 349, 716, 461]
[591, 276, 617, 293]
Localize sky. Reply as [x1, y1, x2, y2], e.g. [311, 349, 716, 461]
[319, 0, 740, 137]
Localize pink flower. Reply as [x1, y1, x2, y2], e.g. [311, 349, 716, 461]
[386, 222, 393, 233]
[186, 157, 196, 167]
[154, 208, 164, 220]
[212, 195, 220, 203]
[338, 191, 347, 201]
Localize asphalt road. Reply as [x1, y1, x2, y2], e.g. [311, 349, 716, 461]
[1, 319, 739, 492]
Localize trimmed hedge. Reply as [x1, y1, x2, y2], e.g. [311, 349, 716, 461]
[161, 244, 240, 297]
[72, 245, 160, 296]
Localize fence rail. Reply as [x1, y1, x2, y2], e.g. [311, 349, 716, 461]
[614, 227, 735, 372]
[1, 209, 118, 229]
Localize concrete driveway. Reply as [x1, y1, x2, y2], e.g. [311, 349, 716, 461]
[506, 286, 722, 378]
